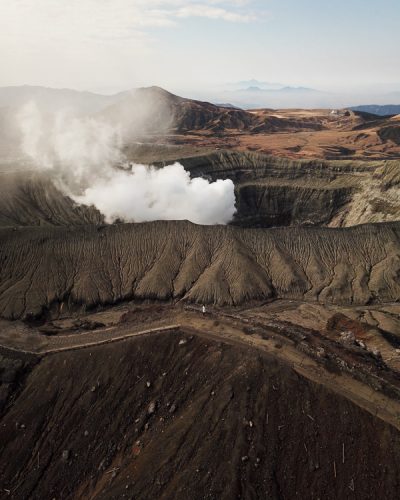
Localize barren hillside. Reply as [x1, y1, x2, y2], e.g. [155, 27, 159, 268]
[0, 221, 399, 319]
[1, 329, 400, 500]
[1, 86, 400, 500]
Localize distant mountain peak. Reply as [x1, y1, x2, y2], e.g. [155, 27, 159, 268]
[280, 86, 315, 92]
[245, 86, 263, 92]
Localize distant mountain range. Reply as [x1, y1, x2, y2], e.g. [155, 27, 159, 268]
[0, 84, 324, 117]
[239, 86, 316, 93]
[350, 104, 400, 116]
[222, 80, 319, 107]
[0, 85, 128, 114]
[0, 80, 400, 116]
[0, 85, 348, 151]
[221, 87, 327, 109]
[228, 79, 285, 91]
[1, 84, 399, 121]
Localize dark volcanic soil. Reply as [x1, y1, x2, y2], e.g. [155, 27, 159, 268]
[1, 329, 400, 500]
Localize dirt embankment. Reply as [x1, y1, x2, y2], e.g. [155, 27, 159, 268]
[1, 330, 400, 500]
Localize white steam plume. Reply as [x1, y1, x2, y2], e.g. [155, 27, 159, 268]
[75, 163, 235, 224]
[17, 102, 236, 225]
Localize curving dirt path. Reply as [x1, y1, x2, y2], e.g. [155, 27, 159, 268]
[2, 308, 400, 432]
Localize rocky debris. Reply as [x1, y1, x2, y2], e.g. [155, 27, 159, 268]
[356, 340, 367, 349]
[73, 319, 105, 331]
[38, 323, 62, 336]
[62, 450, 70, 461]
[242, 418, 254, 428]
[339, 331, 356, 345]
[1, 331, 400, 499]
[370, 349, 382, 360]
[243, 326, 256, 335]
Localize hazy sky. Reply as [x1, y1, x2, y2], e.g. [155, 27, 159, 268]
[1, 0, 399, 94]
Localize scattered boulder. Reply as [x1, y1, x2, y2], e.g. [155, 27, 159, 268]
[73, 319, 105, 331]
[356, 340, 367, 349]
[147, 401, 157, 415]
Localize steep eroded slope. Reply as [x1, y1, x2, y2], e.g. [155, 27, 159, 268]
[0, 221, 399, 319]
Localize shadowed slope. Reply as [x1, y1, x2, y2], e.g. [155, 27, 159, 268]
[0, 172, 103, 227]
[1, 331, 400, 500]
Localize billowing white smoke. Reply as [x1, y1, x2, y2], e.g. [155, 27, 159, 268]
[18, 102, 124, 192]
[17, 102, 236, 225]
[75, 163, 235, 224]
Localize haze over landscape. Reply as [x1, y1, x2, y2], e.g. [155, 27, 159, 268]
[1, 0, 400, 107]
[1, 1, 400, 499]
